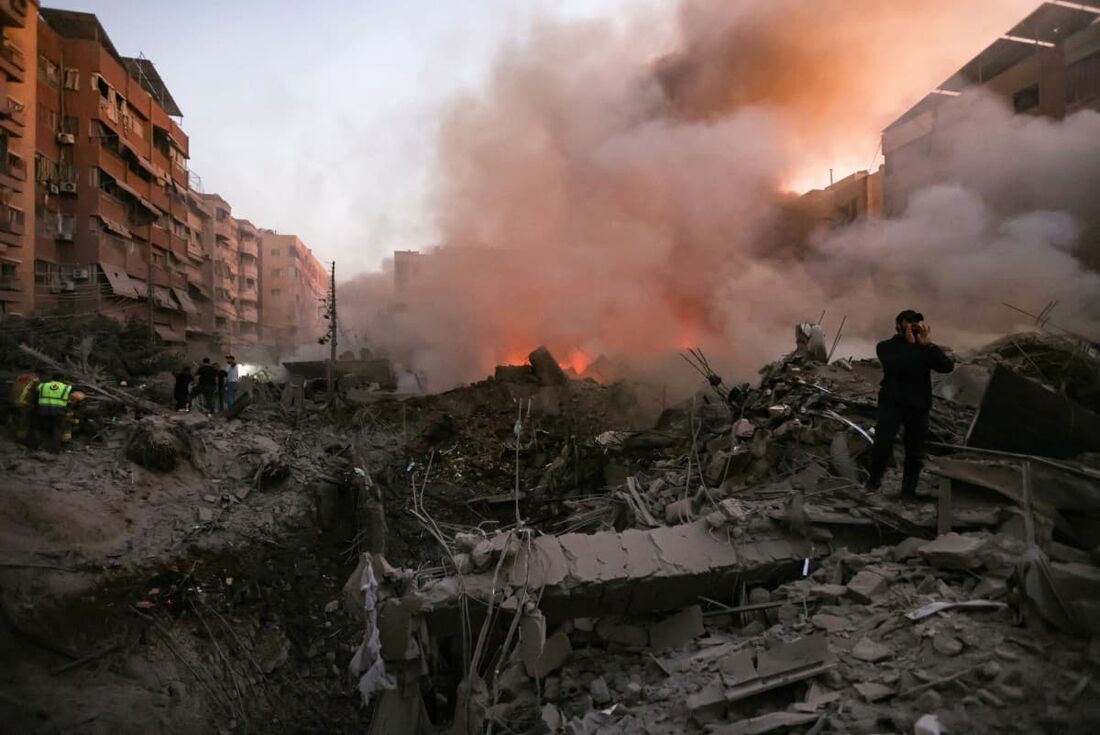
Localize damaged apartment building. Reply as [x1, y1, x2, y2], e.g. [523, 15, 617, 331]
[0, 4, 330, 358]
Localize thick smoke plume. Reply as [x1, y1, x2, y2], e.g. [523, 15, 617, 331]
[342, 0, 1099, 389]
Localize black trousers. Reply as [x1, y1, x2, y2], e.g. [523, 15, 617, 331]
[868, 399, 929, 494]
[32, 411, 65, 453]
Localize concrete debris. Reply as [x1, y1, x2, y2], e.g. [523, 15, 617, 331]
[528, 345, 568, 386]
[846, 569, 887, 602]
[918, 533, 989, 570]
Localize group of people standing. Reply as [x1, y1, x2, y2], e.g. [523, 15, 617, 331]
[173, 355, 240, 414]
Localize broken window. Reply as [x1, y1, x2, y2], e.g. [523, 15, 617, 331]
[62, 68, 79, 91]
[270, 288, 281, 296]
[1013, 84, 1040, 113]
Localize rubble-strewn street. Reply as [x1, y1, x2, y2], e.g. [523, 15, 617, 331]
[5, 1, 1100, 733]
[3, 322, 1100, 734]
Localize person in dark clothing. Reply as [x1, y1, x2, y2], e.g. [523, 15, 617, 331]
[173, 366, 193, 411]
[215, 364, 228, 412]
[867, 310, 955, 498]
[191, 358, 219, 415]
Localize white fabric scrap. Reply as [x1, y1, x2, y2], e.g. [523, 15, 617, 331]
[347, 556, 395, 706]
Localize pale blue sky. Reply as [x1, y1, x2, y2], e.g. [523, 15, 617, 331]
[44, 1, 640, 275]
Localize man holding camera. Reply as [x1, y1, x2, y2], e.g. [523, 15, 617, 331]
[866, 310, 954, 499]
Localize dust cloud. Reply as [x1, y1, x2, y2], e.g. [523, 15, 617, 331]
[340, 0, 1098, 389]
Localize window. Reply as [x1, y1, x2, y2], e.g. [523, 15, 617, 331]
[38, 55, 60, 88]
[34, 259, 55, 285]
[1013, 84, 1040, 113]
[271, 268, 281, 277]
[62, 68, 79, 91]
[270, 288, 281, 295]
[270, 248, 280, 256]
[62, 115, 78, 135]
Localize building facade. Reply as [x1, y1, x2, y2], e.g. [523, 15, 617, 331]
[30, 8, 194, 343]
[883, 1, 1100, 216]
[259, 232, 328, 353]
[0, 0, 35, 316]
[0, 5, 330, 359]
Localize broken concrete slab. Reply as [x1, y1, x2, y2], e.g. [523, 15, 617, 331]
[850, 637, 892, 663]
[687, 677, 726, 719]
[420, 521, 816, 626]
[918, 533, 989, 571]
[967, 364, 1100, 460]
[724, 634, 834, 704]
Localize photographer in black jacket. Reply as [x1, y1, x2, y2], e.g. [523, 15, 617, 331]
[866, 310, 954, 498]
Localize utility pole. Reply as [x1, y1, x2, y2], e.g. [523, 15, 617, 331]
[324, 261, 337, 408]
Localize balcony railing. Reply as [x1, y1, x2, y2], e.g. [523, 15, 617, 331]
[3, 97, 25, 126]
[0, 41, 25, 73]
[1, 151, 25, 181]
[0, 275, 22, 291]
[0, 205, 24, 234]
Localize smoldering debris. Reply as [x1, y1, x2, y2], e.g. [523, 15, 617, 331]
[347, 330, 1100, 734]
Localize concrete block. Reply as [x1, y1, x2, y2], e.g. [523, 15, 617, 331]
[846, 570, 887, 603]
[919, 533, 989, 570]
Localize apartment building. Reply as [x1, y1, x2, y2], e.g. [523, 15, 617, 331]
[260, 232, 328, 353]
[0, 0, 35, 317]
[883, 1, 1100, 215]
[26, 8, 194, 343]
[235, 217, 260, 344]
[199, 192, 242, 346]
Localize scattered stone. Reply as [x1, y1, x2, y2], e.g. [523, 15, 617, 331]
[810, 584, 848, 602]
[919, 533, 989, 570]
[847, 570, 887, 602]
[851, 637, 892, 663]
[324, 600, 339, 614]
[811, 613, 848, 632]
[932, 631, 963, 657]
[589, 676, 611, 705]
[913, 714, 944, 735]
[527, 631, 571, 679]
[202, 494, 217, 503]
[197, 507, 214, 523]
[748, 587, 771, 605]
[891, 537, 927, 561]
[733, 419, 755, 439]
[254, 627, 291, 674]
[710, 711, 818, 735]
[854, 681, 895, 702]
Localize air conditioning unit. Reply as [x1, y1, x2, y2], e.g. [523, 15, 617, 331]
[59, 181, 77, 194]
[61, 280, 75, 292]
[56, 132, 75, 145]
[71, 267, 89, 280]
[47, 182, 59, 194]
[56, 230, 73, 242]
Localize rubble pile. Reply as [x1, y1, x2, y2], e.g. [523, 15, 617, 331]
[344, 333, 1100, 734]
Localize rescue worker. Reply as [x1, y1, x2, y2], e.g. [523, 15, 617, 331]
[866, 310, 954, 498]
[35, 373, 73, 453]
[62, 391, 86, 444]
[8, 372, 40, 442]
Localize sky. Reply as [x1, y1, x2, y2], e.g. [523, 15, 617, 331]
[44, 0, 642, 276]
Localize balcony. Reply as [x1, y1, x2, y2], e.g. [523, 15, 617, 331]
[0, 0, 28, 30]
[0, 149, 24, 191]
[0, 40, 24, 83]
[238, 238, 258, 257]
[0, 96, 24, 138]
[0, 203, 24, 246]
[0, 274, 22, 295]
[240, 260, 258, 279]
[238, 304, 259, 323]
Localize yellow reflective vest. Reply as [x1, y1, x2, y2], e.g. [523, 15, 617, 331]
[38, 381, 73, 409]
